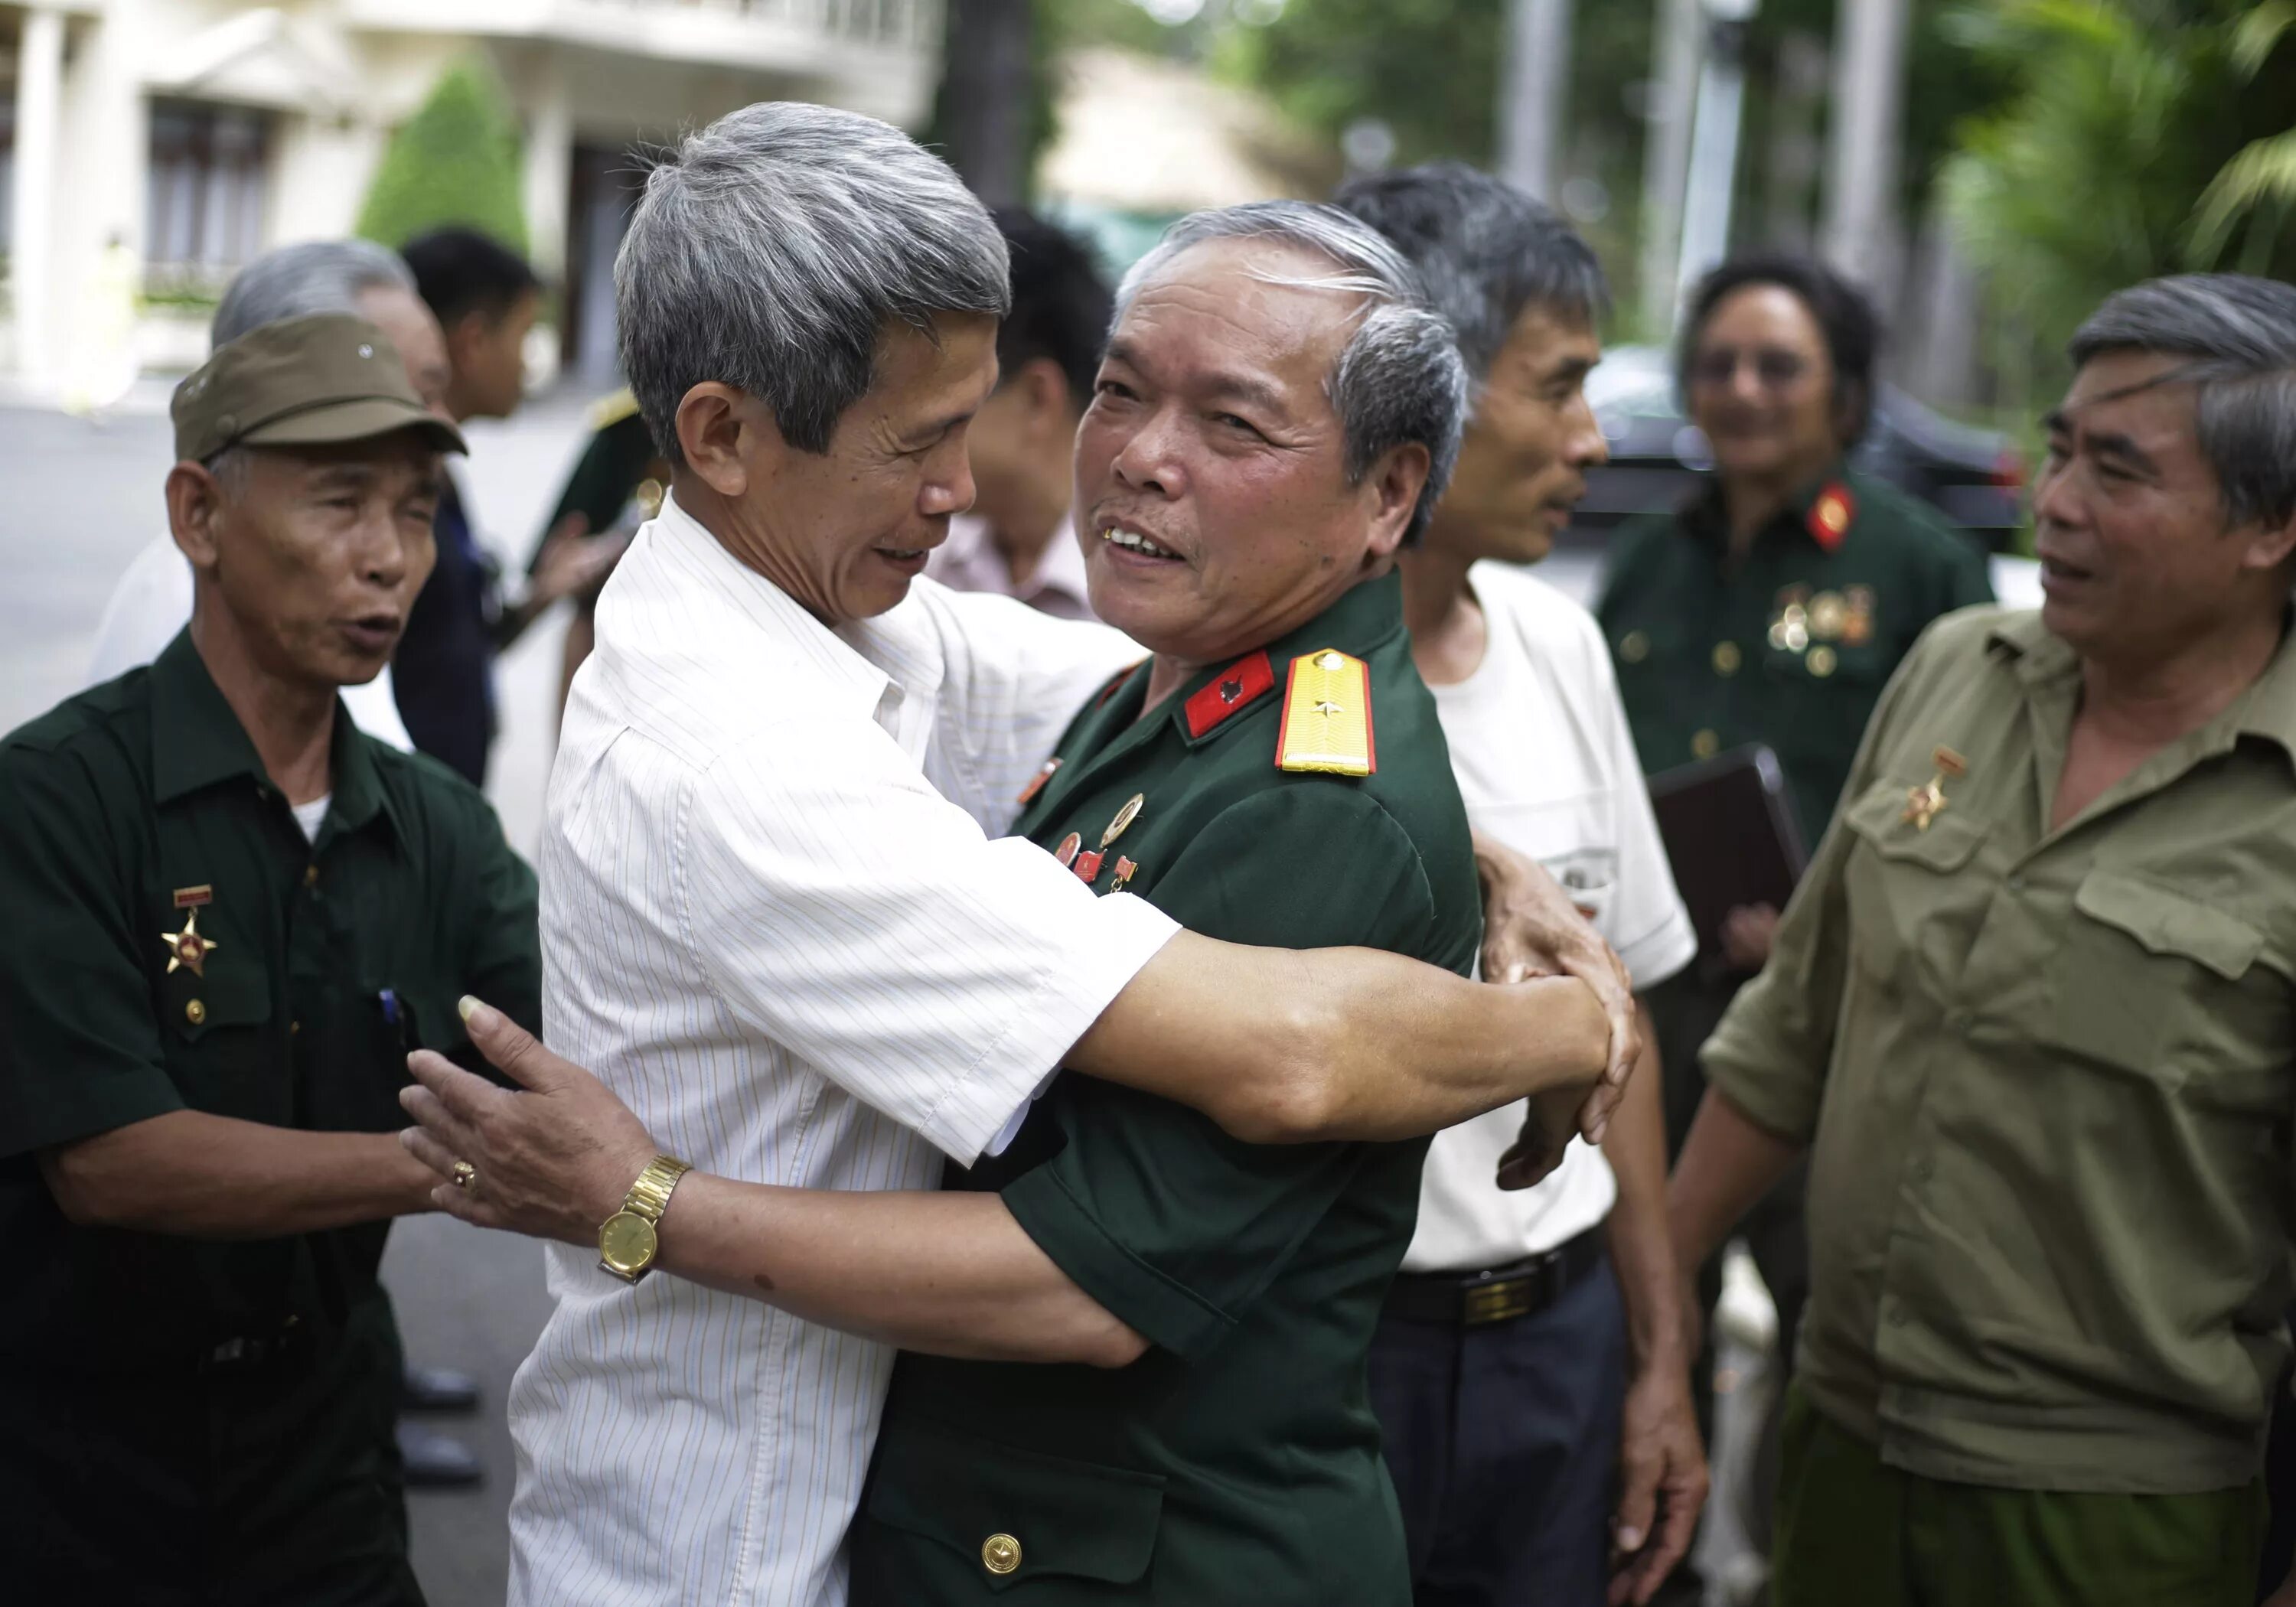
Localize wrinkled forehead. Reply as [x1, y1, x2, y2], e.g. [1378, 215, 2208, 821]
[1114, 236, 1371, 398]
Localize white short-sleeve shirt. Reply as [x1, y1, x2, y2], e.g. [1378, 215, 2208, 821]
[1402, 560, 1696, 1274]
[84, 533, 417, 751]
[507, 494, 1168, 1607]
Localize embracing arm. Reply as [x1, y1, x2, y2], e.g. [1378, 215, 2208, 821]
[1070, 937, 1610, 1146]
[399, 1006, 1140, 1365]
[43, 1111, 434, 1237]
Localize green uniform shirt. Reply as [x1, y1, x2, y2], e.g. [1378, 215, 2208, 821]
[0, 630, 541, 1598]
[1706, 606, 2296, 1495]
[850, 572, 1481, 1605]
[530, 390, 664, 579]
[1598, 467, 1994, 845]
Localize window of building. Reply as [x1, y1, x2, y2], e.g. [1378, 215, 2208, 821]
[145, 100, 270, 288]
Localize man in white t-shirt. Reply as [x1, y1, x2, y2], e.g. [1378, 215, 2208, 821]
[1342, 165, 1708, 1606]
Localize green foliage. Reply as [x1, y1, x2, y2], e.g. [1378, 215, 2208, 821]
[1941, 0, 2296, 358]
[356, 56, 528, 255]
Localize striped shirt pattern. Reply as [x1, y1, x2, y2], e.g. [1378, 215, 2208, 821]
[507, 495, 1169, 1605]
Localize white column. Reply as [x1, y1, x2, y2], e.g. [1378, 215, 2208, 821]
[1637, 0, 1704, 336]
[1821, 0, 1912, 293]
[11, 5, 67, 384]
[522, 49, 574, 283]
[1496, 0, 1573, 202]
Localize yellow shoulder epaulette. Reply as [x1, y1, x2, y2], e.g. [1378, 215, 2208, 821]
[586, 387, 642, 432]
[1275, 649, 1376, 776]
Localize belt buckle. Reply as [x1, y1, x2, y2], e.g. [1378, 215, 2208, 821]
[1459, 1271, 1535, 1326]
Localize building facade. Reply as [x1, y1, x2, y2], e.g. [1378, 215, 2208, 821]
[1, 0, 941, 387]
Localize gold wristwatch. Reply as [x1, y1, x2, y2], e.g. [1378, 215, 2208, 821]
[597, 1154, 693, 1283]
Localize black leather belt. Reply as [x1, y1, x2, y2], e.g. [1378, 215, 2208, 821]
[1383, 1228, 1606, 1328]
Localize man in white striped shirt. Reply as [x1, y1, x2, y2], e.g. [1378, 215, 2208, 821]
[403, 104, 1633, 1607]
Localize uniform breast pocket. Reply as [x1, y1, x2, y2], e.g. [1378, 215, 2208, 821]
[1840, 777, 1991, 987]
[2047, 872, 2291, 1112]
[302, 983, 421, 1134]
[852, 1419, 1165, 1602]
[168, 964, 279, 1120]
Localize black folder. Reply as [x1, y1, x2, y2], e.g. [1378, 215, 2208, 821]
[1648, 743, 1808, 960]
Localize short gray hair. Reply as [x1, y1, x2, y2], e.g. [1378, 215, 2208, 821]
[2069, 274, 2296, 530]
[1333, 161, 1608, 387]
[1116, 200, 1467, 546]
[213, 240, 414, 344]
[616, 102, 1012, 461]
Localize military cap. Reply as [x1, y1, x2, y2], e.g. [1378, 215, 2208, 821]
[172, 312, 466, 464]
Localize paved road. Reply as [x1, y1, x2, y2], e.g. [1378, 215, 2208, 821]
[1, 388, 602, 1605]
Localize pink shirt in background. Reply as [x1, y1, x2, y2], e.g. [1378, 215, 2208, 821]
[925, 512, 1099, 622]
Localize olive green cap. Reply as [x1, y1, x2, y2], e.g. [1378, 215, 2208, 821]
[171, 311, 466, 464]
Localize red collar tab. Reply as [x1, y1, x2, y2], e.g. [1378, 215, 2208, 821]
[1182, 650, 1276, 739]
[1091, 661, 1145, 713]
[1807, 483, 1855, 553]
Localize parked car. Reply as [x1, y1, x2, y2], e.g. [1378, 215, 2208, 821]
[1570, 346, 2029, 552]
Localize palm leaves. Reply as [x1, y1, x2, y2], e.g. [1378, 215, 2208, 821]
[1941, 0, 2294, 356]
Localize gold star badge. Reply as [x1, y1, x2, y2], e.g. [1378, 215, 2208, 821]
[161, 908, 218, 977]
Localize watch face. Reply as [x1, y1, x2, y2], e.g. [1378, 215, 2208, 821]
[598, 1211, 658, 1276]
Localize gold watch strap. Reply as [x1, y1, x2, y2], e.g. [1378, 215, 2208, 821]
[619, 1155, 692, 1224]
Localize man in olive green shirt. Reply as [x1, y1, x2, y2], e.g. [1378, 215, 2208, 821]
[1668, 275, 2296, 1606]
[0, 315, 542, 1603]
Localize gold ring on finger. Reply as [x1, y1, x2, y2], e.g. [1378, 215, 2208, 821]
[452, 1160, 479, 1193]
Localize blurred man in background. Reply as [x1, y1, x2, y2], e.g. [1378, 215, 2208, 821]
[1342, 162, 1707, 1607]
[0, 314, 541, 1602]
[396, 227, 623, 787]
[922, 206, 1110, 621]
[1670, 272, 2296, 1607]
[1596, 260, 1993, 1508]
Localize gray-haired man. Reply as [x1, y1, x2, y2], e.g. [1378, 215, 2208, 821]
[389, 104, 1636, 1607]
[1668, 273, 2296, 1606]
[1341, 161, 1707, 1607]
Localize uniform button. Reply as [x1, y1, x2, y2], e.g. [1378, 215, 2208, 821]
[185, 999, 207, 1025]
[1807, 644, 1838, 678]
[291, 1020, 302, 1036]
[1691, 729, 1720, 761]
[1618, 630, 1650, 664]
[1711, 641, 1742, 676]
[1946, 1009, 1971, 1034]
[2006, 875, 2026, 894]
[981, 1533, 1021, 1576]
[304, 863, 320, 888]
[1888, 1305, 1910, 1328]
[1910, 1157, 1933, 1182]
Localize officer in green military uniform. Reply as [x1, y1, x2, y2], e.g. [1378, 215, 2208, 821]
[854, 568, 1483, 1603]
[1596, 259, 1990, 1537]
[532, 387, 668, 718]
[0, 314, 541, 1602]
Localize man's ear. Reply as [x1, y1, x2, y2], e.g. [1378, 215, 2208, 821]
[166, 461, 227, 572]
[1017, 357, 1071, 432]
[674, 383, 778, 499]
[450, 309, 494, 371]
[1362, 442, 1433, 562]
[2239, 505, 2296, 579]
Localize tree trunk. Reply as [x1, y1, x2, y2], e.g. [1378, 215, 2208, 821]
[940, 0, 1032, 206]
[1497, 0, 1574, 202]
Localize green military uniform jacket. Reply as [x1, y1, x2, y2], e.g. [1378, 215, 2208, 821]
[530, 388, 666, 582]
[849, 572, 1481, 1605]
[0, 631, 541, 1601]
[1598, 466, 1994, 847]
[1708, 606, 2296, 1497]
